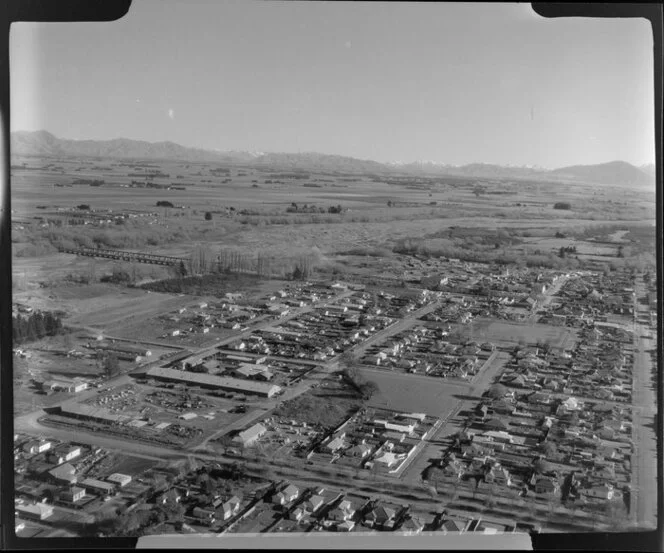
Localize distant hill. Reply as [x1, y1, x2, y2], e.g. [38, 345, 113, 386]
[10, 130, 656, 185]
[548, 161, 654, 187]
[10, 130, 260, 164]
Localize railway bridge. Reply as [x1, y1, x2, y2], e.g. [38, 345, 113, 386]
[59, 247, 186, 266]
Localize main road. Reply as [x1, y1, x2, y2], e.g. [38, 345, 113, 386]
[628, 277, 658, 529]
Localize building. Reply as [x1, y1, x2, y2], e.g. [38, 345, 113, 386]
[80, 478, 116, 496]
[329, 500, 355, 522]
[232, 363, 273, 381]
[22, 439, 52, 455]
[47, 445, 82, 465]
[581, 483, 614, 501]
[304, 495, 325, 514]
[220, 496, 241, 520]
[106, 473, 132, 488]
[146, 366, 281, 397]
[16, 503, 54, 521]
[40, 378, 88, 394]
[48, 463, 77, 485]
[57, 401, 132, 425]
[364, 505, 396, 528]
[60, 486, 86, 504]
[234, 423, 267, 447]
[272, 484, 299, 506]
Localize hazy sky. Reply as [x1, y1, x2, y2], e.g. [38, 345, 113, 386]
[10, 1, 655, 168]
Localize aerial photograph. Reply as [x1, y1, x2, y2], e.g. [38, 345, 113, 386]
[8, 0, 658, 542]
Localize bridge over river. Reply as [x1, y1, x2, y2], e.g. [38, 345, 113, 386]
[59, 247, 186, 266]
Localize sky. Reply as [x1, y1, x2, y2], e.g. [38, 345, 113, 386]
[9, 1, 656, 168]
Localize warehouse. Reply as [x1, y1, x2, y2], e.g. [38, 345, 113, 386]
[57, 401, 132, 425]
[146, 366, 282, 397]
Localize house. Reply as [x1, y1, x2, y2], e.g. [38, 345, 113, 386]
[346, 442, 372, 458]
[289, 507, 305, 521]
[440, 518, 466, 533]
[400, 516, 425, 534]
[336, 520, 356, 532]
[442, 459, 466, 480]
[581, 483, 614, 501]
[273, 484, 299, 505]
[60, 486, 86, 504]
[329, 499, 356, 522]
[364, 505, 396, 528]
[22, 440, 52, 455]
[80, 478, 116, 496]
[106, 473, 132, 488]
[374, 449, 407, 469]
[486, 467, 512, 487]
[535, 478, 559, 495]
[156, 489, 182, 505]
[47, 445, 82, 465]
[324, 435, 347, 453]
[234, 423, 267, 447]
[48, 463, 77, 485]
[484, 418, 509, 432]
[192, 506, 216, 524]
[220, 496, 241, 520]
[295, 493, 322, 514]
[15, 503, 54, 521]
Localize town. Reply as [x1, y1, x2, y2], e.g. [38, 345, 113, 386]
[12, 238, 658, 537]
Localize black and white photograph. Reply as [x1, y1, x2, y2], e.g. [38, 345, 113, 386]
[4, 1, 660, 547]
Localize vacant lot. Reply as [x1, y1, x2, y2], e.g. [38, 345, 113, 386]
[465, 319, 576, 349]
[358, 367, 469, 417]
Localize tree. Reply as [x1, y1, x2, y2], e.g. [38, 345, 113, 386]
[486, 384, 508, 399]
[359, 380, 380, 400]
[533, 458, 551, 474]
[102, 352, 120, 379]
[539, 440, 558, 458]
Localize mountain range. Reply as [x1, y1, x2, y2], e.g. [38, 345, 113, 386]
[11, 130, 655, 186]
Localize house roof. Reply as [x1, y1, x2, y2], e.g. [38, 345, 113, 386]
[48, 463, 76, 480]
[146, 366, 281, 395]
[236, 423, 267, 443]
[442, 519, 464, 532]
[370, 505, 395, 521]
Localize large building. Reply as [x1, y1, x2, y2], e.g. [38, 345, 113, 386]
[234, 423, 267, 447]
[57, 401, 132, 425]
[146, 366, 281, 397]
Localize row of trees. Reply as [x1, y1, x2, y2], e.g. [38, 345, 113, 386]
[13, 311, 64, 345]
[340, 362, 380, 400]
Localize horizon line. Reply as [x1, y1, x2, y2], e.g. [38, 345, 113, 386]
[10, 129, 656, 171]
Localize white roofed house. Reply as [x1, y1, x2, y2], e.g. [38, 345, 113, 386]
[47, 445, 81, 465]
[233, 423, 267, 447]
[15, 502, 54, 521]
[272, 484, 300, 506]
[304, 494, 325, 515]
[220, 495, 241, 520]
[323, 433, 348, 454]
[106, 473, 132, 488]
[328, 499, 356, 522]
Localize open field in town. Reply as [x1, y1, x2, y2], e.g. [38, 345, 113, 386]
[464, 319, 577, 349]
[359, 368, 469, 416]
